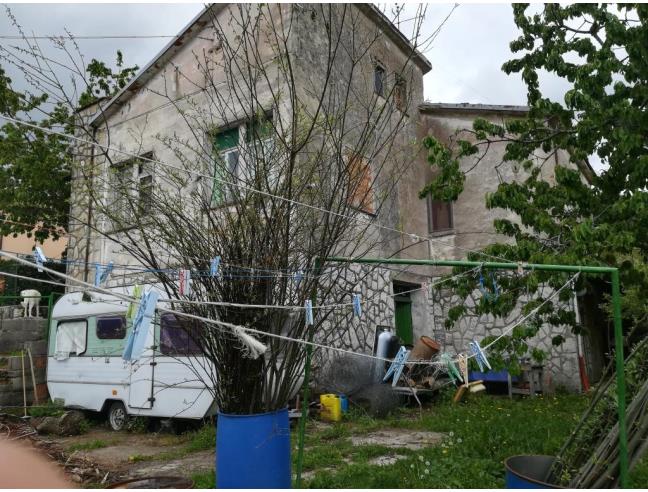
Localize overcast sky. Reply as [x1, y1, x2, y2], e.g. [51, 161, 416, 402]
[1, 2, 594, 167]
[0, 3, 571, 106]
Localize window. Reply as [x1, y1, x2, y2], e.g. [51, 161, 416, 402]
[374, 63, 385, 97]
[109, 163, 134, 225]
[138, 163, 153, 216]
[213, 127, 241, 204]
[394, 75, 407, 112]
[109, 152, 154, 228]
[97, 316, 126, 340]
[347, 153, 375, 214]
[212, 113, 275, 205]
[159, 313, 202, 356]
[427, 197, 454, 233]
[54, 319, 87, 358]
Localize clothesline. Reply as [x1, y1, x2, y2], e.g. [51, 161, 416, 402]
[0, 249, 578, 369]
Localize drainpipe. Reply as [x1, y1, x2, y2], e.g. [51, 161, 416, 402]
[82, 124, 97, 284]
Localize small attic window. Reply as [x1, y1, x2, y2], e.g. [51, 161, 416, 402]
[374, 63, 385, 97]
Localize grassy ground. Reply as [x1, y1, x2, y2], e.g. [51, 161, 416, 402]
[296, 390, 587, 488]
[307, 391, 648, 489]
[93, 391, 648, 488]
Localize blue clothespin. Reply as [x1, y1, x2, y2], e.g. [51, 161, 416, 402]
[122, 290, 159, 361]
[210, 256, 221, 277]
[352, 294, 362, 317]
[294, 270, 304, 288]
[383, 346, 410, 387]
[304, 299, 314, 326]
[469, 340, 492, 372]
[479, 269, 499, 302]
[33, 246, 47, 272]
[94, 263, 102, 287]
[441, 353, 463, 384]
[99, 261, 114, 284]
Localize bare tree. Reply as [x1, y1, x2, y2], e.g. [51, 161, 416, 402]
[2, 4, 438, 414]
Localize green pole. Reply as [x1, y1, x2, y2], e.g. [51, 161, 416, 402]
[611, 269, 628, 488]
[325, 256, 628, 486]
[295, 257, 321, 488]
[46, 293, 54, 341]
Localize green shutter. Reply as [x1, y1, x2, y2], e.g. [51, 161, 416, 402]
[214, 127, 239, 151]
[213, 128, 239, 203]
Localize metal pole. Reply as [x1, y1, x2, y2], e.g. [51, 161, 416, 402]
[611, 269, 628, 488]
[325, 256, 628, 486]
[295, 258, 321, 488]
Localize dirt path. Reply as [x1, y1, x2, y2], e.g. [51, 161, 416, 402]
[1, 416, 214, 487]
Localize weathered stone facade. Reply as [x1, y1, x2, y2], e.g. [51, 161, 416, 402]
[65, 4, 588, 391]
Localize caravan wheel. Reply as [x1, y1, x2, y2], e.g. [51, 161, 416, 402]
[108, 402, 127, 431]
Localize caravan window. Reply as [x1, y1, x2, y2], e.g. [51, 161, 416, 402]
[97, 316, 126, 340]
[159, 313, 202, 356]
[55, 319, 87, 357]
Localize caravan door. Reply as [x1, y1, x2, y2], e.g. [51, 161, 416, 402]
[128, 324, 156, 409]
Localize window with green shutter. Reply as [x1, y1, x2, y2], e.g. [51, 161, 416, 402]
[213, 127, 240, 204]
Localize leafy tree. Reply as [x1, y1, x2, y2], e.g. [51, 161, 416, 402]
[0, 51, 137, 242]
[421, 4, 648, 361]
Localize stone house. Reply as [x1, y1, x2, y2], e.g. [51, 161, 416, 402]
[66, 4, 595, 391]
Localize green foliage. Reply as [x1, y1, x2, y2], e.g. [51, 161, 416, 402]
[0, 52, 137, 241]
[191, 470, 216, 489]
[77, 51, 139, 108]
[28, 399, 65, 417]
[0, 259, 66, 300]
[185, 424, 215, 452]
[421, 4, 648, 367]
[68, 439, 107, 452]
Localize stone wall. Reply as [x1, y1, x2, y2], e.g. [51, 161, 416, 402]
[0, 318, 49, 406]
[428, 284, 581, 392]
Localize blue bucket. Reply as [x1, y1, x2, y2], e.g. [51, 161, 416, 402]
[505, 455, 561, 489]
[216, 408, 291, 489]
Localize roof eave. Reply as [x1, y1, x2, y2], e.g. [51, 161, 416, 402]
[357, 4, 433, 74]
[89, 5, 219, 128]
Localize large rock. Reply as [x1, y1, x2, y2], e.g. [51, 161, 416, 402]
[59, 410, 86, 436]
[36, 411, 86, 436]
[37, 416, 62, 435]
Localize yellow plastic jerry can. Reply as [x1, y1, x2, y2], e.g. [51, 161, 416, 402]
[320, 394, 342, 422]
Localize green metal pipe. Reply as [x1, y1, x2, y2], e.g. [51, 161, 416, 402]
[326, 256, 617, 274]
[295, 257, 322, 488]
[326, 255, 628, 487]
[611, 269, 628, 488]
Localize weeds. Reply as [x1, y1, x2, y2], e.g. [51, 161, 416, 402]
[68, 440, 107, 452]
[28, 400, 65, 417]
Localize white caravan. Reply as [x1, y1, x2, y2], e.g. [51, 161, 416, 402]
[47, 288, 216, 430]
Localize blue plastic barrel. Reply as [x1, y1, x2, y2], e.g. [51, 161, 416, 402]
[216, 408, 291, 489]
[505, 455, 561, 488]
